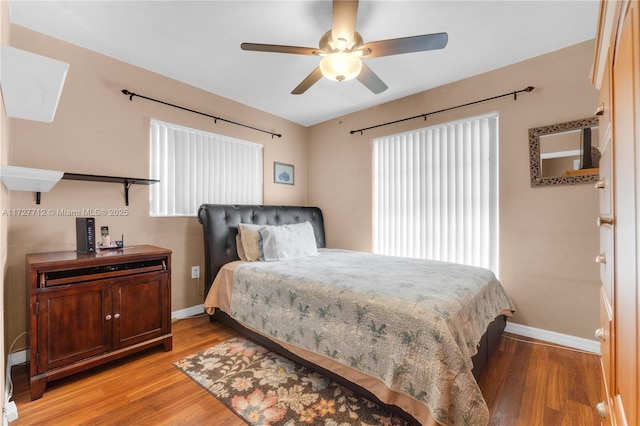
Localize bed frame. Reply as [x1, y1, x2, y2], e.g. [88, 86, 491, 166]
[197, 204, 506, 424]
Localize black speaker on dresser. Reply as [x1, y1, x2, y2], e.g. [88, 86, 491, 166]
[76, 217, 96, 253]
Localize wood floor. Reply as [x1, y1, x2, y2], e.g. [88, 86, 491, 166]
[10, 315, 601, 425]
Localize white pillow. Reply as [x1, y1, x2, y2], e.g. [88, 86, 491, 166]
[238, 223, 265, 262]
[235, 234, 248, 261]
[258, 222, 318, 261]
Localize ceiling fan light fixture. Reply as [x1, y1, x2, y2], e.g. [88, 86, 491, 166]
[319, 52, 362, 82]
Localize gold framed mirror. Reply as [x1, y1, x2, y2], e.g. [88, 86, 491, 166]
[529, 116, 600, 187]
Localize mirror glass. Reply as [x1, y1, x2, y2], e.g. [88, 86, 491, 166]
[529, 117, 600, 186]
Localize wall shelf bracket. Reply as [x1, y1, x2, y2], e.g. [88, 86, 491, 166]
[124, 181, 134, 206]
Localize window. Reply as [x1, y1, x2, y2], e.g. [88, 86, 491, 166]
[150, 119, 263, 216]
[373, 113, 498, 273]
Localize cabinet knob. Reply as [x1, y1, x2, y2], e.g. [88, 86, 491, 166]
[595, 104, 605, 116]
[595, 179, 606, 189]
[597, 216, 614, 227]
[105, 314, 112, 321]
[114, 313, 121, 319]
[595, 253, 606, 264]
[595, 327, 606, 341]
[595, 401, 607, 418]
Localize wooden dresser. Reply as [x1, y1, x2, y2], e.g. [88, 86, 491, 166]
[591, 1, 639, 424]
[26, 245, 172, 400]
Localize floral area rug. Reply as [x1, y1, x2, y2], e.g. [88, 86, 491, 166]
[174, 337, 408, 426]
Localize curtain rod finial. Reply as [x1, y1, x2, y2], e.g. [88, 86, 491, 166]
[121, 89, 134, 101]
[525, 86, 534, 92]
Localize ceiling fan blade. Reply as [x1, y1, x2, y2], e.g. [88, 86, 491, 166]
[356, 63, 388, 94]
[241, 43, 318, 56]
[331, 0, 358, 47]
[360, 32, 448, 58]
[292, 67, 323, 95]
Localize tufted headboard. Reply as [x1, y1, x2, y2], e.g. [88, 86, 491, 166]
[197, 204, 326, 298]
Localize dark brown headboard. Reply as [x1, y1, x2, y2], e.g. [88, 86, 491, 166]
[197, 204, 326, 298]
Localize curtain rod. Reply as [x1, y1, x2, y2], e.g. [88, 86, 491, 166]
[350, 86, 535, 135]
[121, 89, 282, 138]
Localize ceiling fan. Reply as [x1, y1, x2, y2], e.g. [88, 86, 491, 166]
[241, 0, 448, 95]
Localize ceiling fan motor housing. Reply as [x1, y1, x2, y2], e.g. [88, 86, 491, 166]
[319, 30, 363, 53]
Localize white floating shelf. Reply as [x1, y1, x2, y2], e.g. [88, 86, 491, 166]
[0, 165, 63, 192]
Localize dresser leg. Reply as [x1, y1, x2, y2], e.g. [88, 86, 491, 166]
[30, 375, 47, 400]
[163, 335, 173, 351]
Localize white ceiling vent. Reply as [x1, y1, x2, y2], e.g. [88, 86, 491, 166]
[0, 45, 69, 123]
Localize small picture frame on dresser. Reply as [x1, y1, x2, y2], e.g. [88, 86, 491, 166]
[274, 162, 294, 185]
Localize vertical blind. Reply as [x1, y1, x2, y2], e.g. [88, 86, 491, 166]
[149, 119, 263, 216]
[373, 113, 499, 273]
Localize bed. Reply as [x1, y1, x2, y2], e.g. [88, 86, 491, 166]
[198, 204, 514, 425]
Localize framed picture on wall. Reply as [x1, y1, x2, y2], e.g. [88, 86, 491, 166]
[274, 162, 294, 185]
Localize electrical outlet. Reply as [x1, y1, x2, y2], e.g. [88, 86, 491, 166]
[4, 401, 18, 422]
[191, 266, 200, 279]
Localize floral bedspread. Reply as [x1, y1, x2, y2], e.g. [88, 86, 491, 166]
[228, 249, 515, 425]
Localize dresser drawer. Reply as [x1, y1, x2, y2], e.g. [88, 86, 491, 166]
[596, 50, 611, 148]
[598, 135, 613, 216]
[599, 287, 614, 395]
[599, 225, 614, 303]
[599, 364, 613, 426]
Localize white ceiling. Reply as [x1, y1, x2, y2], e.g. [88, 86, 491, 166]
[8, 1, 599, 127]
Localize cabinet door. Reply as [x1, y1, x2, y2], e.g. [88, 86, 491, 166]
[112, 271, 169, 349]
[36, 282, 112, 373]
[611, 2, 639, 424]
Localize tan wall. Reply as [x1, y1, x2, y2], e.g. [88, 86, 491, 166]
[3, 22, 600, 352]
[308, 40, 600, 340]
[4, 24, 308, 352]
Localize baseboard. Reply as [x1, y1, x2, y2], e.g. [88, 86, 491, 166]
[505, 322, 600, 355]
[178, 308, 601, 355]
[8, 350, 26, 367]
[171, 304, 204, 320]
[10, 310, 597, 374]
[8, 305, 207, 369]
